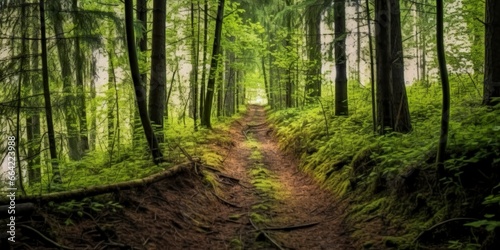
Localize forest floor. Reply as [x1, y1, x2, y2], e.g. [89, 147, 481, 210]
[12, 105, 354, 250]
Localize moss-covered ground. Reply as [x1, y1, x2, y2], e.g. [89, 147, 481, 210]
[268, 81, 500, 249]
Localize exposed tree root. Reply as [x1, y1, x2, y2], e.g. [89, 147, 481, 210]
[0, 202, 34, 218]
[246, 122, 267, 128]
[201, 164, 250, 188]
[0, 162, 193, 204]
[19, 225, 74, 250]
[211, 191, 241, 208]
[413, 217, 478, 244]
[260, 221, 321, 231]
[249, 217, 285, 250]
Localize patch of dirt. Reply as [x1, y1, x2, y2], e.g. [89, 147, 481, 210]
[7, 105, 353, 249]
[231, 105, 354, 249]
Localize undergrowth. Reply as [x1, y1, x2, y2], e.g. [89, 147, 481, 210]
[246, 133, 281, 249]
[269, 77, 500, 249]
[23, 107, 246, 199]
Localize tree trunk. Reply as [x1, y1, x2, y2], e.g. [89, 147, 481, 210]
[124, 0, 163, 164]
[200, 0, 209, 120]
[72, 0, 89, 153]
[356, 1, 362, 83]
[148, 0, 167, 142]
[285, 0, 294, 108]
[224, 43, 235, 116]
[89, 56, 97, 150]
[52, 1, 81, 160]
[217, 55, 224, 117]
[390, 0, 411, 132]
[17, 0, 28, 193]
[268, 29, 275, 108]
[334, 0, 348, 116]
[366, 0, 377, 133]
[27, 4, 41, 184]
[40, 0, 62, 183]
[190, 1, 199, 129]
[483, 0, 500, 105]
[262, 56, 270, 105]
[107, 46, 116, 152]
[137, 0, 148, 84]
[305, 3, 322, 102]
[5, 162, 193, 204]
[375, 0, 394, 134]
[201, 0, 225, 128]
[134, 0, 148, 146]
[436, 0, 450, 177]
[418, 2, 427, 85]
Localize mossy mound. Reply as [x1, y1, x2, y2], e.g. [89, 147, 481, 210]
[268, 82, 500, 249]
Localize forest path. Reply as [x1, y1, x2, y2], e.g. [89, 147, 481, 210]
[13, 105, 354, 250]
[213, 105, 354, 249]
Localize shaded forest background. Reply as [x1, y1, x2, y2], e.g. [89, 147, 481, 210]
[0, 0, 500, 249]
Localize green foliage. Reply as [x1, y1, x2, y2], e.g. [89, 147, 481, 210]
[465, 188, 500, 232]
[50, 197, 122, 225]
[269, 77, 500, 248]
[448, 240, 481, 250]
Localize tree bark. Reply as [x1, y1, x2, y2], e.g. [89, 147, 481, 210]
[356, 1, 361, 83]
[268, 28, 275, 108]
[366, 0, 377, 133]
[134, 0, 148, 146]
[375, 0, 394, 134]
[436, 0, 450, 177]
[0, 163, 193, 204]
[262, 56, 270, 105]
[200, 0, 209, 120]
[0, 203, 34, 218]
[334, 0, 348, 116]
[40, 0, 62, 183]
[305, 2, 322, 102]
[190, 1, 199, 128]
[17, 0, 28, 193]
[217, 54, 224, 117]
[285, 0, 294, 108]
[483, 0, 500, 105]
[90, 56, 97, 150]
[137, 0, 148, 84]
[52, 1, 81, 160]
[224, 41, 235, 116]
[148, 0, 167, 142]
[202, 0, 225, 128]
[72, 0, 89, 153]
[107, 45, 116, 152]
[124, 0, 163, 164]
[390, 0, 411, 132]
[27, 3, 41, 184]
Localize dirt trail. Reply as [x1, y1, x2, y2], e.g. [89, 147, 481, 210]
[11, 105, 353, 250]
[214, 105, 354, 249]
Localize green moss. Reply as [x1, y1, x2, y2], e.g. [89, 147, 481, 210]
[229, 214, 244, 221]
[350, 144, 380, 175]
[383, 236, 406, 248]
[229, 239, 243, 249]
[202, 172, 219, 192]
[250, 212, 267, 224]
[363, 241, 374, 249]
[268, 81, 500, 249]
[353, 197, 386, 217]
[252, 204, 270, 210]
[250, 166, 270, 176]
[202, 152, 223, 167]
[249, 150, 262, 160]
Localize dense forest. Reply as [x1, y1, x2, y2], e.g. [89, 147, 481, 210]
[0, 0, 499, 249]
